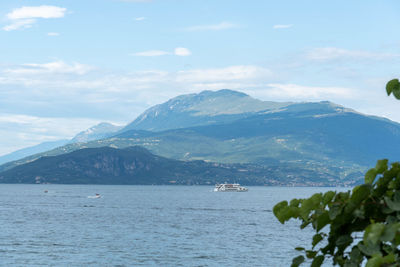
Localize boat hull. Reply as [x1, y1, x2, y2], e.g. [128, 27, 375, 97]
[214, 183, 248, 192]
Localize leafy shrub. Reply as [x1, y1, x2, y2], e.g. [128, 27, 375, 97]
[273, 80, 400, 267]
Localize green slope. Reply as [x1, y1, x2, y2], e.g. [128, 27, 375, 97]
[0, 146, 358, 186]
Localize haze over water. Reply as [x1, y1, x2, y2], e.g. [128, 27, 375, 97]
[1, 185, 342, 266]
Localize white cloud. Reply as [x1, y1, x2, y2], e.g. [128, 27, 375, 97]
[5, 61, 93, 75]
[0, 63, 274, 106]
[131, 50, 170, 57]
[1, 64, 271, 94]
[307, 47, 400, 61]
[184, 22, 239, 32]
[174, 47, 191, 56]
[47, 32, 60, 36]
[135, 17, 145, 21]
[131, 47, 191, 57]
[7, 5, 66, 20]
[3, 5, 66, 31]
[176, 65, 272, 83]
[263, 83, 355, 99]
[273, 24, 293, 29]
[3, 19, 35, 31]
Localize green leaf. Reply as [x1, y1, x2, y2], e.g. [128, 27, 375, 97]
[295, 247, 305, 251]
[336, 235, 353, 248]
[315, 211, 330, 232]
[386, 215, 397, 224]
[322, 191, 336, 205]
[351, 184, 371, 204]
[380, 223, 400, 242]
[310, 193, 322, 206]
[273, 201, 288, 223]
[290, 198, 300, 207]
[393, 191, 400, 202]
[393, 86, 400, 99]
[300, 198, 314, 220]
[358, 243, 381, 256]
[386, 79, 399, 96]
[382, 253, 396, 264]
[375, 159, 388, 173]
[300, 193, 323, 220]
[353, 208, 365, 218]
[344, 201, 357, 214]
[365, 168, 378, 184]
[388, 180, 397, 190]
[384, 196, 400, 212]
[311, 255, 324, 267]
[312, 234, 323, 248]
[291, 255, 305, 267]
[395, 232, 400, 245]
[348, 247, 363, 266]
[306, 250, 317, 259]
[300, 221, 310, 229]
[364, 223, 385, 245]
[336, 191, 350, 201]
[276, 206, 299, 223]
[329, 203, 342, 220]
[366, 255, 384, 267]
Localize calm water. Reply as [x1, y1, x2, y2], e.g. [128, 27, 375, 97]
[0, 185, 344, 266]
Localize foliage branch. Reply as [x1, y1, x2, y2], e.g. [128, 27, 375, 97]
[273, 80, 400, 267]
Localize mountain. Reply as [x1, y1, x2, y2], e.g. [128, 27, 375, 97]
[121, 89, 291, 132]
[2, 90, 399, 185]
[0, 122, 122, 166]
[112, 101, 400, 180]
[0, 90, 291, 168]
[0, 146, 354, 186]
[69, 122, 122, 143]
[83, 101, 400, 167]
[0, 139, 69, 165]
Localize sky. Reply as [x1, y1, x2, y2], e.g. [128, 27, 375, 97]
[0, 0, 399, 155]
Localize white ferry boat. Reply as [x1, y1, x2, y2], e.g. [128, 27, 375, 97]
[214, 183, 248, 192]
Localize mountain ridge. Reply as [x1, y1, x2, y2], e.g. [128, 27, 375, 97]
[0, 122, 123, 166]
[0, 139, 69, 166]
[69, 122, 123, 143]
[1, 89, 399, 186]
[0, 146, 355, 186]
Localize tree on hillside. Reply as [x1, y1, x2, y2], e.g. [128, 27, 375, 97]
[273, 79, 400, 267]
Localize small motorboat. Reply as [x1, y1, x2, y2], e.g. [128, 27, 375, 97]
[88, 193, 101, 199]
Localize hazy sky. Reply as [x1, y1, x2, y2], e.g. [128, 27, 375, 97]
[0, 0, 400, 155]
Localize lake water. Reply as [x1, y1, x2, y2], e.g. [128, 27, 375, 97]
[0, 185, 345, 266]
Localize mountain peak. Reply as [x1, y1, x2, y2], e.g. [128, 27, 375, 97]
[161, 89, 249, 109]
[121, 89, 291, 132]
[70, 122, 123, 143]
[198, 89, 249, 98]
